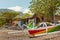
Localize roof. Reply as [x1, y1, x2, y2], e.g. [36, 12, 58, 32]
[14, 13, 33, 20]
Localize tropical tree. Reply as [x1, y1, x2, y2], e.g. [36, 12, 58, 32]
[1, 12, 20, 25]
[30, 0, 44, 21]
[0, 12, 6, 27]
[21, 13, 33, 19]
[29, 0, 60, 22]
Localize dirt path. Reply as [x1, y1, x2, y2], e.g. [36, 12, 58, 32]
[0, 30, 60, 40]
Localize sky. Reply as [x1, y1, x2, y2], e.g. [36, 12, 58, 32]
[0, 0, 31, 13]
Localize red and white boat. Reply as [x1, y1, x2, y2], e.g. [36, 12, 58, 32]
[28, 22, 55, 37]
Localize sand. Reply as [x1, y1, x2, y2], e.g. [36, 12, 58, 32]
[0, 29, 60, 40]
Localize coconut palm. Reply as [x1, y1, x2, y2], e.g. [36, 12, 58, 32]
[30, 0, 60, 22]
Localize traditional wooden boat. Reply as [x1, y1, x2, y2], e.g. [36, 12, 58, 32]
[28, 22, 60, 37]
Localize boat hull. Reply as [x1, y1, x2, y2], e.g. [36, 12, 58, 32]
[28, 26, 56, 36]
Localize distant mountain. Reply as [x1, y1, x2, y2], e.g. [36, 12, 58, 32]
[0, 9, 15, 12]
[0, 9, 24, 17]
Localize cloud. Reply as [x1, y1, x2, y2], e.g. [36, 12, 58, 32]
[8, 6, 22, 12]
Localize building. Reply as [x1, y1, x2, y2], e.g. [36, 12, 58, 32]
[12, 14, 60, 26]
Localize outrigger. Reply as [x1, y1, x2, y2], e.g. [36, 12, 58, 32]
[27, 21, 60, 37]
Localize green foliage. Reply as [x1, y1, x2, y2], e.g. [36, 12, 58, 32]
[20, 13, 33, 19]
[2, 12, 20, 19]
[0, 12, 20, 27]
[30, 0, 60, 21]
[0, 18, 6, 27]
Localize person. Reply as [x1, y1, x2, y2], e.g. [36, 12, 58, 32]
[22, 24, 27, 29]
[27, 21, 34, 29]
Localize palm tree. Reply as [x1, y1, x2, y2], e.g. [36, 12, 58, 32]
[30, 0, 60, 23]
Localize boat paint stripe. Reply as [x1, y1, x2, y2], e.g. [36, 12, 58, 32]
[34, 30, 46, 35]
[28, 29, 46, 34]
[35, 31, 60, 36]
[29, 28, 53, 35]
